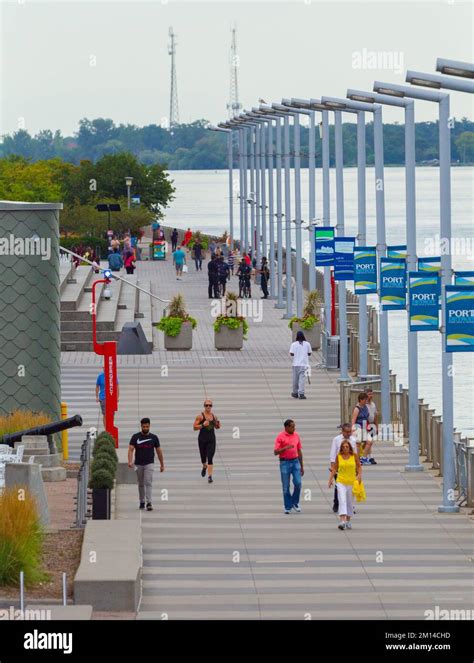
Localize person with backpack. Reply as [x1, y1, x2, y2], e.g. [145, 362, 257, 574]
[108, 251, 123, 272]
[193, 400, 221, 483]
[351, 392, 372, 465]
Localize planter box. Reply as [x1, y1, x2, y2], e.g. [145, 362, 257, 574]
[164, 320, 193, 350]
[92, 488, 111, 520]
[291, 322, 321, 350]
[215, 324, 244, 350]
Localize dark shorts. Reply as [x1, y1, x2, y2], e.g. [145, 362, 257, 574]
[99, 400, 106, 415]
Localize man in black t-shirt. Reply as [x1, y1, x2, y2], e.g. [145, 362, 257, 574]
[128, 417, 164, 511]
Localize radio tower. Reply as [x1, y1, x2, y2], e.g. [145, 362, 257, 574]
[168, 27, 179, 127]
[227, 25, 242, 118]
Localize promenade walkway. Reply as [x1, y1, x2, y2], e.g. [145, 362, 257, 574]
[61, 257, 474, 620]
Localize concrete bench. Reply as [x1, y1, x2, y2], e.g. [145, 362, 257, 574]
[74, 519, 141, 612]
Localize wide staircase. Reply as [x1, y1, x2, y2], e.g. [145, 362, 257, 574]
[59, 259, 153, 352]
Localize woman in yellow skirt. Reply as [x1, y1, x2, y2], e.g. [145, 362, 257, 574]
[328, 440, 362, 530]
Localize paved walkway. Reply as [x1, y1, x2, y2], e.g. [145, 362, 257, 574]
[61, 257, 474, 620]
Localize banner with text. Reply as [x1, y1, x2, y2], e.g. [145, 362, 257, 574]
[334, 237, 355, 281]
[408, 272, 440, 332]
[418, 256, 441, 273]
[388, 245, 407, 260]
[454, 271, 474, 286]
[380, 257, 407, 310]
[354, 247, 377, 294]
[315, 227, 335, 266]
[445, 285, 474, 352]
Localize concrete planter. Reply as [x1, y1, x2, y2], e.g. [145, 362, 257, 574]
[164, 320, 193, 350]
[291, 322, 321, 350]
[215, 323, 244, 350]
[92, 488, 111, 520]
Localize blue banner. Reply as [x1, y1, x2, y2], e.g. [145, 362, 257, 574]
[418, 256, 441, 273]
[380, 258, 407, 310]
[408, 272, 440, 331]
[388, 245, 407, 260]
[445, 285, 474, 352]
[315, 227, 335, 266]
[354, 247, 377, 294]
[454, 271, 474, 286]
[334, 237, 355, 281]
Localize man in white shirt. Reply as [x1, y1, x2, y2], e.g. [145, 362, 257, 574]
[329, 423, 357, 513]
[289, 331, 312, 400]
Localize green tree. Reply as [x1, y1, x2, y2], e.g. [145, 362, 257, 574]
[455, 132, 474, 163]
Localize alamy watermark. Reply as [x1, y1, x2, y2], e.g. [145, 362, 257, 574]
[425, 606, 474, 620]
[0, 607, 51, 620]
[0, 234, 51, 261]
[352, 49, 404, 75]
[423, 234, 474, 258]
[210, 297, 263, 323]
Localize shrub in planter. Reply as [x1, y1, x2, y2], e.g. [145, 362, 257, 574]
[214, 292, 249, 350]
[155, 294, 197, 350]
[94, 446, 118, 465]
[93, 432, 116, 456]
[92, 455, 117, 476]
[288, 290, 322, 350]
[89, 468, 114, 520]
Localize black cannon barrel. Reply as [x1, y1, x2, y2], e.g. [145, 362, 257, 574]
[2, 414, 83, 447]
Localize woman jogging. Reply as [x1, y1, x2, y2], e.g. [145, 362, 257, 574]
[328, 440, 362, 530]
[193, 400, 220, 483]
[351, 392, 372, 465]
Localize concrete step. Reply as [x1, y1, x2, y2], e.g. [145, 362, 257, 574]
[61, 266, 94, 311]
[41, 466, 67, 482]
[23, 448, 50, 456]
[61, 330, 121, 343]
[61, 319, 115, 332]
[29, 453, 62, 468]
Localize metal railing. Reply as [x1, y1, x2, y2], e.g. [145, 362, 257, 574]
[74, 428, 95, 528]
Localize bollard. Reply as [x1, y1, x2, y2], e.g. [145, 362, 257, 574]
[63, 572, 67, 606]
[61, 402, 69, 461]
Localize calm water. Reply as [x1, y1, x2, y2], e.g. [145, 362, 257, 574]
[165, 167, 474, 437]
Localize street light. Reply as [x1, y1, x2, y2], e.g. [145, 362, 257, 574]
[209, 125, 234, 250]
[125, 177, 133, 210]
[96, 203, 121, 232]
[373, 80, 457, 513]
[436, 57, 474, 79]
[347, 87, 422, 472]
[406, 70, 474, 93]
[321, 96, 390, 416]
[228, 119, 247, 253]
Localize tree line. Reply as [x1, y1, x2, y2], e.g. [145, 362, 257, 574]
[1, 117, 473, 168]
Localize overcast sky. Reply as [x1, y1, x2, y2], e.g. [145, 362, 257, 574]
[1, 0, 473, 137]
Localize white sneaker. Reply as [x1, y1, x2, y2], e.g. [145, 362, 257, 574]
[284, 509, 291, 514]
[292, 504, 301, 513]
[345, 522, 352, 530]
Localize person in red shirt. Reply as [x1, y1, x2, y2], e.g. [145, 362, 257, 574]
[183, 228, 193, 246]
[274, 419, 304, 514]
[242, 251, 251, 267]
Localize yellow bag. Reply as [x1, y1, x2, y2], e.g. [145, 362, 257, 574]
[352, 479, 366, 502]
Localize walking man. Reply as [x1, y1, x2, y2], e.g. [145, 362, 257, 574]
[173, 246, 186, 279]
[208, 254, 219, 298]
[193, 240, 203, 271]
[171, 228, 178, 252]
[128, 418, 164, 511]
[274, 419, 304, 514]
[329, 423, 358, 513]
[289, 331, 312, 399]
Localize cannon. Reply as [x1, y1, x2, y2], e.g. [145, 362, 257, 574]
[2, 414, 83, 448]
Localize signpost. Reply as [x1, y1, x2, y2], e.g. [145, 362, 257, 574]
[445, 285, 474, 352]
[354, 246, 377, 294]
[315, 226, 335, 266]
[380, 257, 407, 310]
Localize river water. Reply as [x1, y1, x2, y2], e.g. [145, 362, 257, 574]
[165, 167, 474, 437]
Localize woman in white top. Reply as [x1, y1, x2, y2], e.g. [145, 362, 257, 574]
[289, 331, 312, 400]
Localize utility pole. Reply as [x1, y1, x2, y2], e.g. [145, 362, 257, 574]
[227, 25, 242, 119]
[168, 27, 179, 128]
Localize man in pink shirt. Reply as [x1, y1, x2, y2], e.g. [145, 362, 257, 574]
[274, 419, 304, 514]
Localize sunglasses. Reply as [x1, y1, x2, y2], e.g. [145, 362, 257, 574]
[204, 403, 212, 407]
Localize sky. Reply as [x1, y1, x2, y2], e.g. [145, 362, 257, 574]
[1, 0, 473, 138]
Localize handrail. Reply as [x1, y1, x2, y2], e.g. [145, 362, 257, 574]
[60, 246, 171, 305]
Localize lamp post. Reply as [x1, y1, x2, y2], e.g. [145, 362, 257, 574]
[222, 120, 244, 251]
[373, 79, 457, 512]
[125, 177, 133, 210]
[347, 87, 422, 472]
[321, 96, 391, 418]
[209, 125, 234, 250]
[436, 57, 474, 79]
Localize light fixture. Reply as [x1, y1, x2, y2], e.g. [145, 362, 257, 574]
[374, 86, 404, 97]
[349, 93, 375, 103]
[409, 77, 441, 89]
[125, 176, 133, 187]
[323, 101, 346, 109]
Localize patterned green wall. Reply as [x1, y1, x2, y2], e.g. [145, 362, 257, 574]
[0, 202, 62, 421]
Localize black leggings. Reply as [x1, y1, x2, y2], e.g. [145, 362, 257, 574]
[199, 437, 216, 465]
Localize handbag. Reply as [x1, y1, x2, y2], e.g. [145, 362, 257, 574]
[182, 264, 188, 273]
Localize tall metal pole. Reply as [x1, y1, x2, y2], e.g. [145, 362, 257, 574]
[357, 111, 368, 376]
[294, 113, 303, 318]
[374, 107, 391, 425]
[275, 118, 285, 309]
[255, 125, 261, 263]
[283, 114, 293, 319]
[308, 110, 316, 292]
[238, 129, 244, 251]
[267, 120, 276, 297]
[322, 110, 331, 336]
[404, 101, 422, 471]
[249, 127, 256, 258]
[438, 95, 457, 512]
[227, 132, 234, 249]
[260, 122, 267, 259]
[334, 111, 349, 381]
[243, 128, 249, 252]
